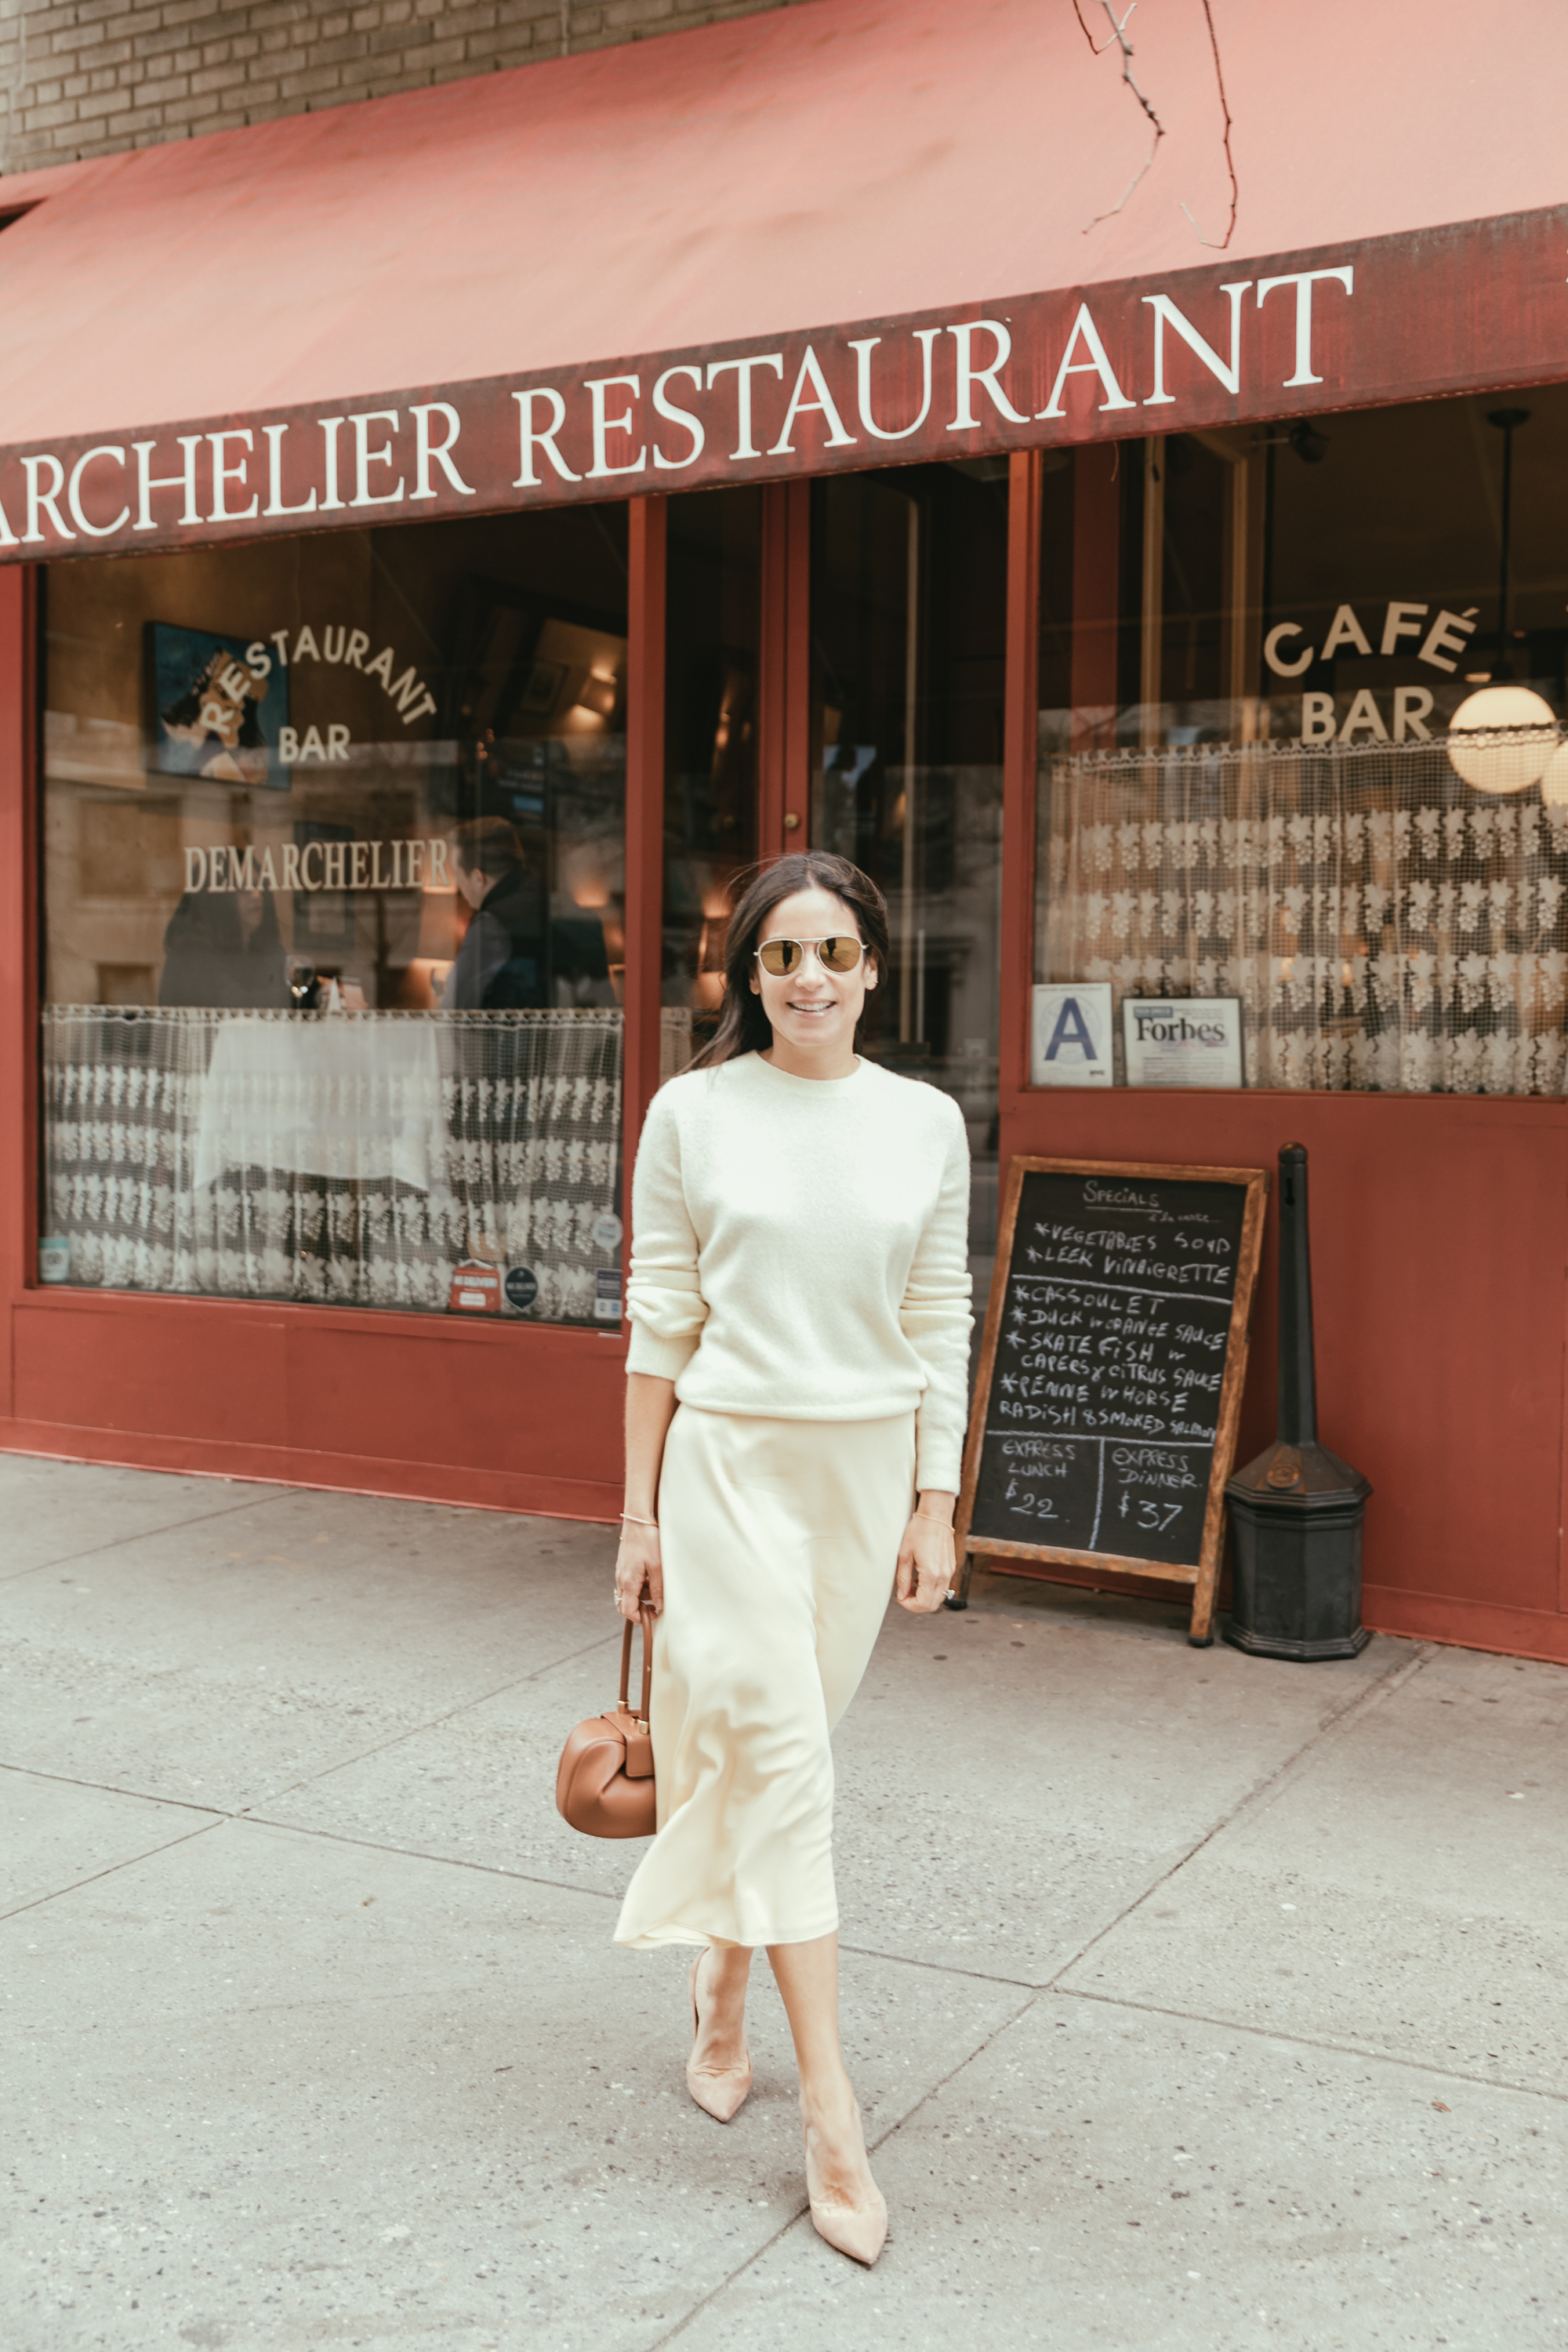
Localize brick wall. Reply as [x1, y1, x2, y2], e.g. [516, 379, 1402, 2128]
[0, 0, 800, 173]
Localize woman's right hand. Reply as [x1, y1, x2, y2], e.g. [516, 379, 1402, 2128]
[614, 1519, 663, 1619]
[619, 1376, 677, 1619]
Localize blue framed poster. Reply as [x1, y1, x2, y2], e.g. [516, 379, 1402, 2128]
[147, 624, 290, 788]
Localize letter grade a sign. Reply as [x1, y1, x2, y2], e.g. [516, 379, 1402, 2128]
[3, 208, 1564, 561]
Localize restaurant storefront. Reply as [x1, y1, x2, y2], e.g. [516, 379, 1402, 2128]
[3, 0, 1568, 1662]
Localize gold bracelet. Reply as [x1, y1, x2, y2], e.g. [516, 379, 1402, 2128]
[620, 1512, 659, 1528]
[914, 1512, 954, 1525]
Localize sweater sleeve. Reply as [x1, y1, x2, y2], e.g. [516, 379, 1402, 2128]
[625, 1083, 709, 1381]
[900, 1101, 975, 1492]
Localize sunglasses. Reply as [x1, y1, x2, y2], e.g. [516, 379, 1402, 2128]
[755, 935, 869, 978]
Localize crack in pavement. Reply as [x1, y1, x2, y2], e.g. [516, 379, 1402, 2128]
[0, 1483, 292, 1586]
[0, 1616, 626, 1822]
[1056, 1984, 1568, 2107]
[241, 1624, 628, 1813]
[1041, 1639, 1433, 1991]
[648, 1981, 1043, 2350]
[0, 1814, 226, 1922]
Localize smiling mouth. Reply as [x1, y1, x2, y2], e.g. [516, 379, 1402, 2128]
[787, 1000, 834, 1015]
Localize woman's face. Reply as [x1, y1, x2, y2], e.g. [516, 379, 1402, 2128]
[748, 884, 876, 1056]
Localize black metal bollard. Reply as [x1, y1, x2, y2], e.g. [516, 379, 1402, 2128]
[1224, 1143, 1372, 1661]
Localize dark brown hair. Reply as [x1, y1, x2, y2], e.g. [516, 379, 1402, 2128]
[688, 851, 891, 1071]
[452, 815, 523, 879]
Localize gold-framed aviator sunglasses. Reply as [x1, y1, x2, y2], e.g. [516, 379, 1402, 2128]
[755, 934, 869, 978]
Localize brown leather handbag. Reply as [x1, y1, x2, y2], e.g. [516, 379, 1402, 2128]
[555, 1606, 656, 1838]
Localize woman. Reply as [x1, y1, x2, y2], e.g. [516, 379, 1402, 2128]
[158, 882, 288, 1008]
[613, 851, 971, 2267]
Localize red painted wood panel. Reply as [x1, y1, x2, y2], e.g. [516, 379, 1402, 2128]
[6, 1291, 627, 1515]
[278, 1314, 624, 1489]
[14, 1299, 290, 1447]
[0, 1420, 620, 1521]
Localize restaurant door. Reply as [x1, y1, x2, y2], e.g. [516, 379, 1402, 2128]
[806, 463, 1009, 1308]
[651, 470, 1007, 1315]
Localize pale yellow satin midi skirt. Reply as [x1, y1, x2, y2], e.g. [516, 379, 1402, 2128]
[613, 1404, 917, 1951]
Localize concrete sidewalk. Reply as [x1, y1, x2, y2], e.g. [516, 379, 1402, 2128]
[1, 1456, 1563, 2352]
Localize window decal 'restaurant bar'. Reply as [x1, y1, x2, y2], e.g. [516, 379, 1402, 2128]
[2, 210, 1564, 563]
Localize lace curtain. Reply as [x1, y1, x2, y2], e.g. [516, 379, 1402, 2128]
[1040, 737, 1568, 1094]
[42, 1007, 628, 1320]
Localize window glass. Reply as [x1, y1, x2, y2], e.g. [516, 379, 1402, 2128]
[663, 488, 762, 1063]
[809, 460, 1007, 1295]
[41, 508, 629, 1319]
[1036, 394, 1568, 1093]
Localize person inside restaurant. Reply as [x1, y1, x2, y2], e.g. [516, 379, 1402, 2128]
[158, 882, 289, 1008]
[445, 815, 608, 1009]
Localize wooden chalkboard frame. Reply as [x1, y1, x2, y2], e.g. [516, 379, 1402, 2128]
[953, 1156, 1269, 1646]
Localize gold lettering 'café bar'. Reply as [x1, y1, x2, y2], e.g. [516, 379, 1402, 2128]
[3, 0, 1568, 1664]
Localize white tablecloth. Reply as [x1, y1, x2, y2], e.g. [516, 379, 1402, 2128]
[194, 1017, 445, 1191]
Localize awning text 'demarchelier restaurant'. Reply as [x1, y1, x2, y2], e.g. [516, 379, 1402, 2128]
[4, 209, 1566, 563]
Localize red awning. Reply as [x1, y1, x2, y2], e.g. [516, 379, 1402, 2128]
[1, 0, 1566, 557]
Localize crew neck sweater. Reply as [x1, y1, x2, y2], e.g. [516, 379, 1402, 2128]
[625, 1052, 974, 1493]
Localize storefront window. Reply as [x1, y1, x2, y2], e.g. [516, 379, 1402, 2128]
[809, 461, 1007, 1288]
[41, 509, 629, 1319]
[1036, 392, 1568, 1092]
[663, 488, 762, 1060]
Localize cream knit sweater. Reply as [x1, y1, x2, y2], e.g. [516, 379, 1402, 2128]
[625, 1051, 974, 1493]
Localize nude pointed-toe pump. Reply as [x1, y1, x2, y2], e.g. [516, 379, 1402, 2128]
[803, 2107, 888, 2267]
[685, 1953, 753, 2123]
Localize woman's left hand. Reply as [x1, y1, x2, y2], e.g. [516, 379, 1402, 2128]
[895, 1494, 956, 1613]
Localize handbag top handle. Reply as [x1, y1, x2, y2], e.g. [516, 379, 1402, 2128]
[617, 1604, 655, 1727]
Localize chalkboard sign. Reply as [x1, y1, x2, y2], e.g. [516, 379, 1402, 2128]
[953, 1157, 1268, 1643]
